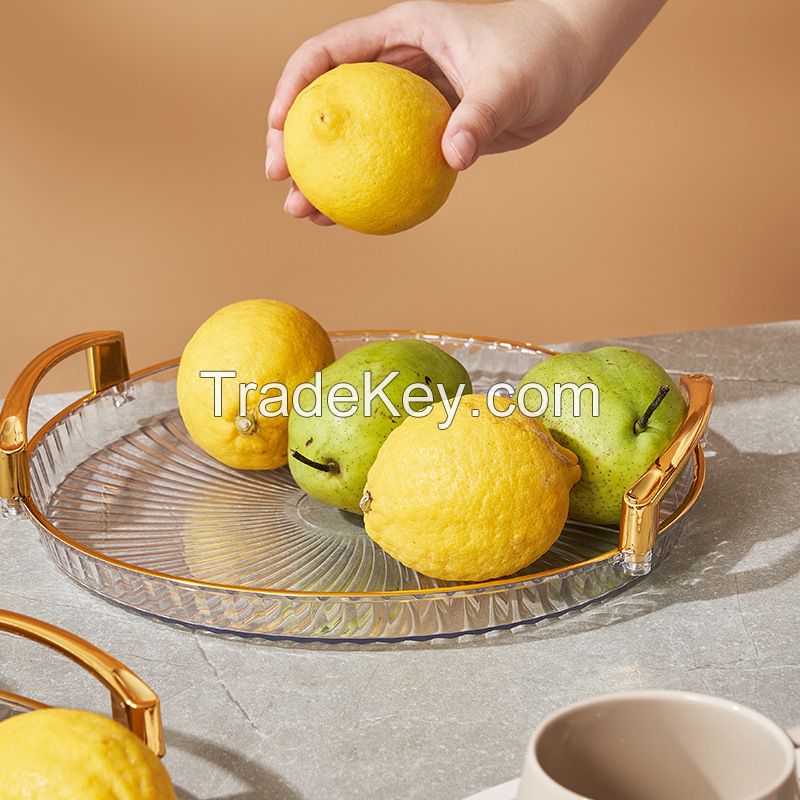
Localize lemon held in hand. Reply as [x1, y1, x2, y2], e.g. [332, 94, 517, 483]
[0, 708, 176, 800]
[177, 299, 334, 470]
[284, 62, 457, 235]
[360, 395, 581, 582]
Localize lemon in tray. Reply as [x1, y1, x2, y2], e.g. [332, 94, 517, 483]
[177, 299, 334, 470]
[360, 394, 581, 582]
[0, 708, 176, 799]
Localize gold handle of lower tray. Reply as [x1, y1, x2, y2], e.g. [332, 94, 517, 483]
[619, 373, 714, 575]
[0, 610, 165, 756]
[0, 331, 129, 504]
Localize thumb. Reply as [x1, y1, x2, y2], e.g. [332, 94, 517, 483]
[442, 89, 510, 171]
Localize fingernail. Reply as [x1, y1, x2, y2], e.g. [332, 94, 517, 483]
[265, 148, 274, 178]
[283, 187, 295, 213]
[449, 130, 477, 169]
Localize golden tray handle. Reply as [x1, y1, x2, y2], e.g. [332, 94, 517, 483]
[619, 373, 714, 575]
[0, 331, 129, 506]
[0, 610, 165, 756]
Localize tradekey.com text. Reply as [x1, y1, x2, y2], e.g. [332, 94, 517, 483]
[199, 370, 601, 431]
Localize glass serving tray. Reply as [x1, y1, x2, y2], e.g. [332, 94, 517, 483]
[0, 331, 713, 643]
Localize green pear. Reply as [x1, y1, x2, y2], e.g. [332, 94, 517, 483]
[288, 340, 472, 513]
[516, 347, 687, 525]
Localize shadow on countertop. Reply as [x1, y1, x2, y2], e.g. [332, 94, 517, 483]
[169, 728, 302, 800]
[522, 423, 800, 640]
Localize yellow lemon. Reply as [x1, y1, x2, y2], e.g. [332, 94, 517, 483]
[360, 395, 581, 581]
[284, 62, 457, 235]
[0, 708, 176, 800]
[177, 299, 334, 470]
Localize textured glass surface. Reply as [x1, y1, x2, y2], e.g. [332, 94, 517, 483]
[27, 333, 697, 643]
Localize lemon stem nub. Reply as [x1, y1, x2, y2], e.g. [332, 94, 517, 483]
[634, 385, 670, 435]
[360, 490, 373, 514]
[292, 450, 338, 473]
[235, 415, 257, 435]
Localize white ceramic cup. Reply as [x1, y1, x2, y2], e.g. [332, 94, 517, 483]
[517, 691, 800, 800]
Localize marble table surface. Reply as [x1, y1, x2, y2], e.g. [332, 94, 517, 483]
[1, 321, 799, 799]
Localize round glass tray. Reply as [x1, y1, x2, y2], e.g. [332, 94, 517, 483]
[19, 332, 707, 643]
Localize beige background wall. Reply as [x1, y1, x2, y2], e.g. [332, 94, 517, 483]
[1, 0, 798, 394]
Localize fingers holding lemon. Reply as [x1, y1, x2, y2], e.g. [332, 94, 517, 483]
[283, 63, 457, 234]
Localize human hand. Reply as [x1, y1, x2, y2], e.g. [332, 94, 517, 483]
[266, 0, 665, 225]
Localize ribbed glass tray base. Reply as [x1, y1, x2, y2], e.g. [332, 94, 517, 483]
[26, 333, 700, 643]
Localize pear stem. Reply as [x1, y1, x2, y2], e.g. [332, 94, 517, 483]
[291, 450, 338, 473]
[634, 385, 670, 435]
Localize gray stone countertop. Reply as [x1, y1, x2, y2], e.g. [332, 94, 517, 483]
[1, 321, 799, 799]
